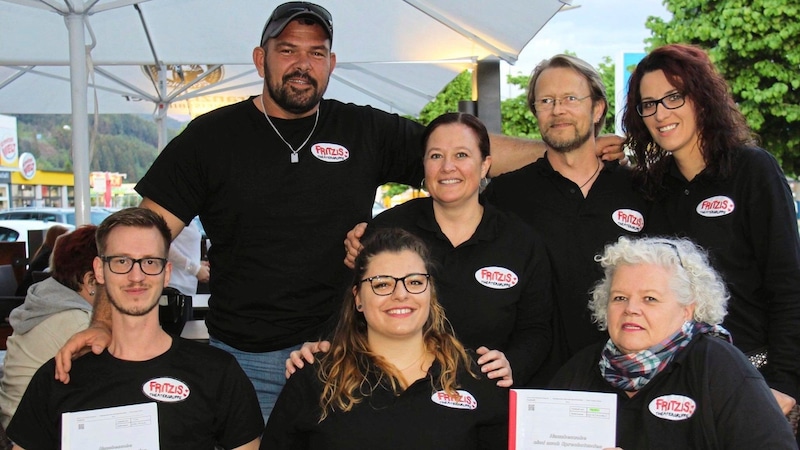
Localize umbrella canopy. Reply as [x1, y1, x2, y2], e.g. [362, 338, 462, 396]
[0, 0, 568, 224]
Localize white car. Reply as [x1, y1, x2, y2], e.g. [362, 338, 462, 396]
[0, 220, 75, 245]
[0, 207, 112, 226]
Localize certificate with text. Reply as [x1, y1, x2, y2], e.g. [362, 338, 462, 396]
[61, 402, 160, 450]
[509, 389, 616, 450]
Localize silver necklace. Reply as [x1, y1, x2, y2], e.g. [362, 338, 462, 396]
[579, 158, 602, 189]
[259, 95, 319, 163]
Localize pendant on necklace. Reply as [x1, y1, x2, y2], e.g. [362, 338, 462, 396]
[291, 153, 299, 163]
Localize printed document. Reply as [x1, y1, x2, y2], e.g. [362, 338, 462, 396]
[61, 402, 160, 450]
[509, 389, 616, 450]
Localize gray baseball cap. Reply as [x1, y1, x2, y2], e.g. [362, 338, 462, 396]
[260, 2, 333, 46]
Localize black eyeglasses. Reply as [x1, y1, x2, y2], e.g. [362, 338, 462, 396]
[636, 93, 686, 117]
[359, 273, 430, 296]
[101, 256, 168, 276]
[261, 2, 333, 46]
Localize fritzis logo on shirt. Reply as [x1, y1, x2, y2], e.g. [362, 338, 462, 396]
[696, 196, 735, 217]
[648, 394, 696, 421]
[142, 377, 190, 402]
[311, 142, 349, 162]
[474, 266, 518, 289]
[612, 209, 644, 233]
[431, 390, 478, 410]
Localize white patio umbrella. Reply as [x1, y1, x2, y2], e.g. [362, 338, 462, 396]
[0, 0, 568, 224]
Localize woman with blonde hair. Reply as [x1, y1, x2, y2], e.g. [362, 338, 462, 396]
[262, 228, 507, 449]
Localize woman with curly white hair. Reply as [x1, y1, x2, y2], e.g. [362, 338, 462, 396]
[549, 236, 795, 449]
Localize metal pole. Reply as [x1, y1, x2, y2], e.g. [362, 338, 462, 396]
[65, 10, 91, 225]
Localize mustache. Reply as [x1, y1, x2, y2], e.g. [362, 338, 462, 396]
[283, 71, 317, 88]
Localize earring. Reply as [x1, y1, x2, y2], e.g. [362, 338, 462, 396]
[89, 290, 96, 296]
[356, 304, 363, 311]
[479, 177, 489, 191]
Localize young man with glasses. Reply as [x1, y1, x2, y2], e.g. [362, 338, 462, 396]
[482, 54, 650, 386]
[8, 208, 263, 450]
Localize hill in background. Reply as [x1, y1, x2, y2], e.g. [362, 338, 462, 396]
[14, 114, 186, 183]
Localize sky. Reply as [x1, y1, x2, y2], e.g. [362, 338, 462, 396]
[500, 0, 672, 98]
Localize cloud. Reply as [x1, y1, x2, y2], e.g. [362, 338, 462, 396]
[501, 0, 671, 98]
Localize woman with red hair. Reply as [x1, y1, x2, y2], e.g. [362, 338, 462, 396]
[623, 43, 800, 419]
[0, 225, 101, 428]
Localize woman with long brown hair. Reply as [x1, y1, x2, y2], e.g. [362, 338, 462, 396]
[262, 228, 507, 449]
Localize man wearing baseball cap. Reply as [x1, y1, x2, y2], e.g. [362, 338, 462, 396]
[56, 1, 623, 421]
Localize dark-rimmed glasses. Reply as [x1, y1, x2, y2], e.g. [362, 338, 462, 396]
[359, 273, 430, 296]
[100, 256, 168, 276]
[654, 241, 685, 269]
[636, 93, 686, 117]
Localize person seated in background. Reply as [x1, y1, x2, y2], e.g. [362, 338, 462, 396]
[14, 225, 70, 296]
[549, 236, 796, 449]
[167, 220, 209, 295]
[6, 208, 262, 449]
[290, 112, 552, 387]
[262, 228, 507, 450]
[0, 225, 99, 428]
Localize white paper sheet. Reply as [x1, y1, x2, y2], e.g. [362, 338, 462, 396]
[61, 402, 160, 450]
[509, 389, 616, 450]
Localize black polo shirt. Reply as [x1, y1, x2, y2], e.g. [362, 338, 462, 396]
[369, 197, 552, 385]
[484, 156, 649, 373]
[550, 335, 796, 449]
[263, 358, 508, 450]
[647, 146, 800, 398]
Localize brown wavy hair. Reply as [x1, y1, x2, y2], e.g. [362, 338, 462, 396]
[317, 228, 474, 421]
[623, 44, 756, 199]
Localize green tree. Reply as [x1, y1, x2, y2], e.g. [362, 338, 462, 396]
[416, 70, 472, 126]
[646, 0, 800, 174]
[500, 74, 538, 138]
[597, 56, 617, 135]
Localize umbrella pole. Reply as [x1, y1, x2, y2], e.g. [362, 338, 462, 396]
[65, 11, 92, 226]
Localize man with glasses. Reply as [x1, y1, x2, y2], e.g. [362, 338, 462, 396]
[483, 54, 650, 386]
[8, 208, 263, 450]
[56, 3, 622, 420]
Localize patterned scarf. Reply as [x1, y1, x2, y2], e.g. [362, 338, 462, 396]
[599, 321, 731, 392]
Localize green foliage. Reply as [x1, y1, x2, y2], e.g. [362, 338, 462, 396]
[647, 0, 800, 174]
[14, 114, 173, 182]
[417, 70, 473, 126]
[500, 74, 539, 138]
[597, 56, 617, 135]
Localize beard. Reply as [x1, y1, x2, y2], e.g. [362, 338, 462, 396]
[265, 70, 325, 115]
[108, 287, 160, 317]
[542, 123, 593, 154]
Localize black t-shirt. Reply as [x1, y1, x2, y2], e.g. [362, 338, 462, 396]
[135, 98, 425, 352]
[8, 338, 263, 449]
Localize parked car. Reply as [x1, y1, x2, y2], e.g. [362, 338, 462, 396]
[0, 220, 75, 245]
[0, 207, 113, 226]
